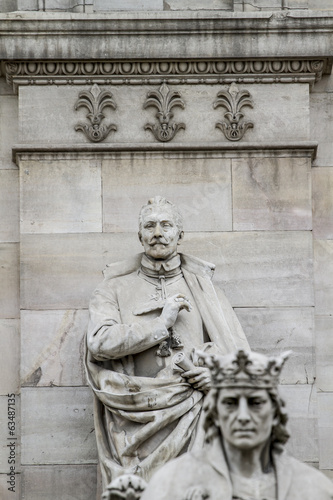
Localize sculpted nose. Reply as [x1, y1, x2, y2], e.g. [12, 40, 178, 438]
[153, 224, 162, 237]
[237, 397, 251, 425]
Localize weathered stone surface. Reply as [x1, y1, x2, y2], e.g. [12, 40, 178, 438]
[280, 384, 318, 463]
[102, 157, 232, 232]
[22, 465, 97, 500]
[181, 231, 314, 307]
[284, 0, 308, 8]
[312, 167, 333, 239]
[311, 93, 333, 167]
[94, 0, 163, 9]
[309, 0, 333, 9]
[0, 395, 20, 473]
[0, 320, 19, 395]
[314, 240, 333, 315]
[20, 159, 102, 234]
[316, 315, 333, 392]
[234, 307, 314, 384]
[21, 231, 313, 310]
[318, 392, 333, 469]
[19, 84, 309, 145]
[0, 170, 19, 242]
[0, 473, 20, 500]
[0, 243, 19, 319]
[232, 157, 312, 231]
[21, 233, 142, 310]
[164, 0, 232, 9]
[0, 95, 18, 169]
[21, 310, 88, 387]
[311, 73, 333, 93]
[21, 387, 97, 464]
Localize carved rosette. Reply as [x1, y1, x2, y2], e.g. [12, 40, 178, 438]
[74, 84, 117, 142]
[144, 82, 185, 142]
[214, 82, 254, 141]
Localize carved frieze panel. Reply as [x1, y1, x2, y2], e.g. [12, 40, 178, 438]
[4, 58, 330, 91]
[143, 83, 185, 142]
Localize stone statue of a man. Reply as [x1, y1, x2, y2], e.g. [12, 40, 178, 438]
[141, 349, 333, 500]
[85, 196, 249, 490]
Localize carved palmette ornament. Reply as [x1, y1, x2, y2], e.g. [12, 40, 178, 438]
[144, 82, 185, 142]
[214, 82, 254, 141]
[102, 474, 147, 500]
[74, 84, 117, 142]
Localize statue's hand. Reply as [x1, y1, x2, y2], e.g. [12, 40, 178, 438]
[181, 367, 212, 393]
[160, 294, 192, 329]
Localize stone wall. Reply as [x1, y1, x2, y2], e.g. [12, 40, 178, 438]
[0, 5, 332, 500]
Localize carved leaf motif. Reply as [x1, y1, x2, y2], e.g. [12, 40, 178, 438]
[214, 82, 254, 141]
[144, 82, 186, 142]
[74, 84, 117, 142]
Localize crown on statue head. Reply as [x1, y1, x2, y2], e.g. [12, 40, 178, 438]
[199, 349, 291, 389]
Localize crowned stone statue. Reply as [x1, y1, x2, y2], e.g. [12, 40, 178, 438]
[141, 349, 333, 500]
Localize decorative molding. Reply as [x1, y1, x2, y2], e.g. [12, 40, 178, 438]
[12, 142, 318, 165]
[4, 59, 330, 92]
[144, 82, 185, 142]
[74, 84, 117, 142]
[214, 82, 254, 141]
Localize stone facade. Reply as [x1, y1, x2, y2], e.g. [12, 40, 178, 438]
[0, 2, 333, 499]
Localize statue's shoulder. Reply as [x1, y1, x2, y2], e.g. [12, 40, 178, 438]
[180, 253, 215, 279]
[102, 253, 143, 281]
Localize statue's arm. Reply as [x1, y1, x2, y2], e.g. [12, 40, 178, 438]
[86, 286, 169, 361]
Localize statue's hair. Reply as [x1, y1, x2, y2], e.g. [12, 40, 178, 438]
[203, 387, 290, 452]
[138, 196, 183, 234]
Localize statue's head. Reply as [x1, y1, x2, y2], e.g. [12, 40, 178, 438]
[202, 349, 291, 454]
[138, 196, 184, 261]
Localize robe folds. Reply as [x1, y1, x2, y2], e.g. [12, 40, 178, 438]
[85, 253, 249, 487]
[140, 434, 333, 500]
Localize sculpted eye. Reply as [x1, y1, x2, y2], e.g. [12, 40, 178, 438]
[249, 398, 264, 408]
[222, 398, 238, 408]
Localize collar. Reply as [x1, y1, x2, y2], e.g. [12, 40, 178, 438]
[140, 253, 181, 277]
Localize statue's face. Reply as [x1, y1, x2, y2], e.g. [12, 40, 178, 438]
[139, 206, 183, 260]
[216, 387, 276, 452]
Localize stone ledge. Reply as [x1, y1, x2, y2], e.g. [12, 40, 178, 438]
[13, 142, 318, 164]
[1, 12, 333, 60]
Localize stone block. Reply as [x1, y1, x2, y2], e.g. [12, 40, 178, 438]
[318, 392, 333, 469]
[232, 157, 312, 231]
[21, 387, 97, 465]
[0, 77, 15, 96]
[280, 385, 318, 463]
[0, 0, 18, 13]
[94, 0, 163, 10]
[308, 0, 333, 9]
[20, 159, 102, 234]
[21, 310, 89, 387]
[242, 0, 281, 7]
[19, 83, 309, 145]
[21, 233, 142, 310]
[0, 243, 19, 319]
[312, 167, 333, 239]
[314, 240, 333, 315]
[39, 0, 84, 10]
[311, 73, 333, 93]
[0, 170, 19, 242]
[0, 95, 18, 169]
[234, 307, 314, 384]
[0, 473, 20, 500]
[284, 0, 308, 8]
[17, 0, 38, 10]
[0, 395, 20, 473]
[0, 320, 20, 395]
[164, 0, 232, 10]
[22, 465, 96, 500]
[311, 93, 333, 167]
[316, 316, 333, 392]
[181, 231, 314, 307]
[102, 156, 232, 232]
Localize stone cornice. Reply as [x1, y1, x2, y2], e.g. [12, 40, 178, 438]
[12, 142, 318, 165]
[1, 12, 333, 60]
[4, 58, 331, 92]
